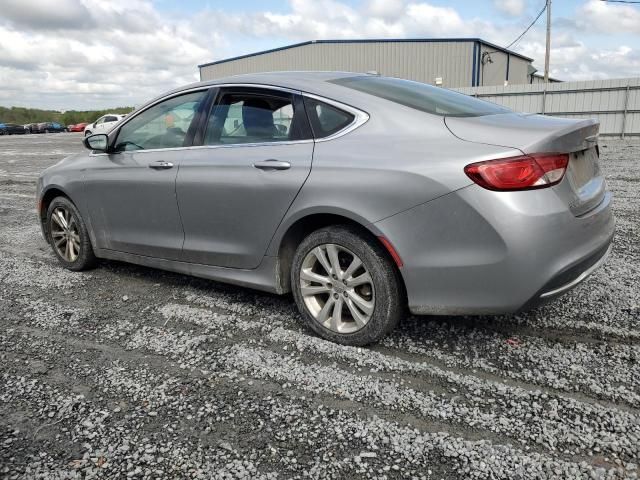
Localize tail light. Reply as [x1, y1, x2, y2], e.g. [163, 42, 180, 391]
[464, 153, 569, 191]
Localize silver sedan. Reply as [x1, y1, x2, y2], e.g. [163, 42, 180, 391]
[37, 72, 615, 345]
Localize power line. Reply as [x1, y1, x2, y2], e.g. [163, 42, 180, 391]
[505, 2, 548, 49]
[599, 0, 640, 3]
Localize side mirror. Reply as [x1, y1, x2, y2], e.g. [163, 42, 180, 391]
[83, 133, 109, 152]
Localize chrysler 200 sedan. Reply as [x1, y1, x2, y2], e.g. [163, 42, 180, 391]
[37, 72, 614, 345]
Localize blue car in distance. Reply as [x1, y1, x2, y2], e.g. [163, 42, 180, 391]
[0, 122, 27, 135]
[36, 122, 67, 133]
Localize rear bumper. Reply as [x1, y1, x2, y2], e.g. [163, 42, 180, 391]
[374, 183, 615, 316]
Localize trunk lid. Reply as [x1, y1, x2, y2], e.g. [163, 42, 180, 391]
[445, 113, 605, 216]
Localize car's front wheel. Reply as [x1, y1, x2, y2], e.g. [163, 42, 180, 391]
[46, 197, 97, 271]
[84, 130, 91, 136]
[291, 225, 404, 346]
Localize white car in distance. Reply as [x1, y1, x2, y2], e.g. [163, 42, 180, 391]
[84, 114, 126, 136]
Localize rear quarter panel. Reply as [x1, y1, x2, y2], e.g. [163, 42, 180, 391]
[267, 103, 524, 255]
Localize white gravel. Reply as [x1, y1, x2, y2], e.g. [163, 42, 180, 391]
[0, 134, 638, 479]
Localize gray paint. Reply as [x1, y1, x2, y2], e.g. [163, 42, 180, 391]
[200, 40, 532, 88]
[177, 141, 314, 269]
[38, 72, 615, 316]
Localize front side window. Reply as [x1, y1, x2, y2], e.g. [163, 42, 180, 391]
[330, 76, 511, 117]
[95, 117, 106, 125]
[114, 90, 206, 152]
[204, 91, 300, 145]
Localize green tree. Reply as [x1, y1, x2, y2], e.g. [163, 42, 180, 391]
[0, 106, 135, 125]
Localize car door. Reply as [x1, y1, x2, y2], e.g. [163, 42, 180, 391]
[92, 116, 106, 132]
[176, 86, 314, 269]
[102, 115, 119, 133]
[83, 89, 210, 260]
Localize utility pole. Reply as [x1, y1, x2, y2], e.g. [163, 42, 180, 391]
[544, 0, 551, 83]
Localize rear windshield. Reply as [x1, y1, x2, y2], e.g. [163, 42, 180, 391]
[330, 76, 510, 117]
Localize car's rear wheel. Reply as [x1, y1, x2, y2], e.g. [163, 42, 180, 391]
[291, 225, 404, 346]
[46, 197, 97, 271]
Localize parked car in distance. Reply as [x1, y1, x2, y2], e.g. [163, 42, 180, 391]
[32, 122, 66, 134]
[69, 122, 89, 132]
[37, 72, 614, 346]
[84, 114, 125, 136]
[0, 123, 27, 135]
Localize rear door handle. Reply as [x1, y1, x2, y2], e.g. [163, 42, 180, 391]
[149, 161, 174, 170]
[253, 159, 291, 171]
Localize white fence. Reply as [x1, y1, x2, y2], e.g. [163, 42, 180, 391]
[455, 77, 640, 137]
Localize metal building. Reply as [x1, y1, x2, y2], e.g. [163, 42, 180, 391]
[198, 38, 535, 88]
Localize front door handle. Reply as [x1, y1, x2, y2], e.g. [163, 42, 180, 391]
[253, 159, 291, 171]
[149, 161, 174, 170]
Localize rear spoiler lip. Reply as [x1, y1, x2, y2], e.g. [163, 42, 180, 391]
[444, 114, 600, 155]
[521, 118, 600, 155]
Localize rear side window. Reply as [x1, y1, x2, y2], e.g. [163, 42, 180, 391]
[204, 91, 305, 145]
[304, 97, 354, 138]
[330, 76, 510, 117]
[105, 116, 118, 122]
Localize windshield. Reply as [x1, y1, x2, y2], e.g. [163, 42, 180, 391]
[330, 76, 511, 117]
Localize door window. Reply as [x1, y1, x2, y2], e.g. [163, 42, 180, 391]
[104, 116, 118, 122]
[204, 91, 302, 145]
[114, 90, 207, 152]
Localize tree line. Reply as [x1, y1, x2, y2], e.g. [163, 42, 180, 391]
[0, 106, 135, 126]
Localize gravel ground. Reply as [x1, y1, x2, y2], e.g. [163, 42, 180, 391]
[0, 133, 638, 479]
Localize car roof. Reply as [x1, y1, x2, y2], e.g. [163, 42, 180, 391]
[134, 71, 373, 114]
[189, 71, 359, 92]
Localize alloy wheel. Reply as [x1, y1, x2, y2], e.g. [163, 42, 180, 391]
[300, 243, 375, 334]
[50, 206, 81, 262]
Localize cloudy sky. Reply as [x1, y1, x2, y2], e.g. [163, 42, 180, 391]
[0, 0, 638, 110]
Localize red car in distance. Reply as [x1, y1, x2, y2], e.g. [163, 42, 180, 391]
[69, 122, 89, 132]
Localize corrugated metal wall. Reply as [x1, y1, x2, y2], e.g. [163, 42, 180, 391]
[199, 41, 531, 88]
[478, 46, 508, 87]
[455, 77, 640, 136]
[201, 42, 474, 88]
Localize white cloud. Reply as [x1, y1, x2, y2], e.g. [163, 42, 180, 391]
[493, 0, 527, 17]
[0, 0, 637, 110]
[0, 0, 215, 109]
[405, 3, 467, 35]
[577, 0, 640, 34]
[0, 0, 95, 30]
[367, 0, 407, 20]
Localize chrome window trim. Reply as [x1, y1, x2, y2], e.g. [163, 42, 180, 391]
[95, 83, 369, 156]
[302, 93, 370, 142]
[114, 84, 299, 133]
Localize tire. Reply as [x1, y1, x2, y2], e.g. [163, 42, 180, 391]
[46, 197, 97, 271]
[291, 225, 405, 346]
[84, 130, 92, 136]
